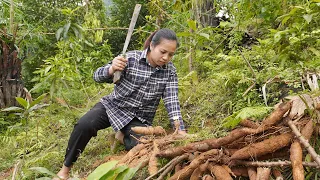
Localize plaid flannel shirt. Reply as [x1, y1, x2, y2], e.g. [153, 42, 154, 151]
[93, 49, 185, 132]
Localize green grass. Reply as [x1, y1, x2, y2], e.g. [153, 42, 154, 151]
[0, 87, 120, 179]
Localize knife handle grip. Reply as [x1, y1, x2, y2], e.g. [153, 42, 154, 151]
[113, 71, 121, 84]
[113, 54, 126, 84]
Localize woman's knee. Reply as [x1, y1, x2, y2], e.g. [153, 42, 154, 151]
[73, 117, 98, 136]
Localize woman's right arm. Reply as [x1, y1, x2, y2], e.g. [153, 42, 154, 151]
[93, 56, 128, 83]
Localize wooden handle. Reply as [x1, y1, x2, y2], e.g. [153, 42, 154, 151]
[113, 54, 126, 84]
[113, 71, 122, 84]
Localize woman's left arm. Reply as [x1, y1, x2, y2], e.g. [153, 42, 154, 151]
[162, 69, 186, 131]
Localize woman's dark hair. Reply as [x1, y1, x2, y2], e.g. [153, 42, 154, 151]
[143, 28, 179, 50]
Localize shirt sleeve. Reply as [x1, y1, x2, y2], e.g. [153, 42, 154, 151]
[93, 61, 113, 83]
[162, 70, 186, 131]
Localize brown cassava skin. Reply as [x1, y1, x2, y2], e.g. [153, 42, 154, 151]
[118, 143, 146, 164]
[148, 142, 160, 175]
[272, 169, 284, 180]
[247, 167, 257, 180]
[257, 147, 290, 161]
[175, 163, 182, 173]
[261, 101, 292, 126]
[230, 167, 249, 177]
[301, 119, 314, 140]
[289, 120, 314, 180]
[190, 163, 209, 180]
[230, 133, 293, 160]
[158, 102, 291, 159]
[169, 149, 218, 180]
[202, 175, 214, 180]
[190, 167, 202, 180]
[158, 127, 255, 158]
[131, 126, 166, 136]
[290, 143, 304, 180]
[240, 119, 259, 128]
[190, 162, 209, 180]
[256, 167, 271, 180]
[208, 164, 232, 180]
[225, 137, 247, 149]
[128, 153, 150, 168]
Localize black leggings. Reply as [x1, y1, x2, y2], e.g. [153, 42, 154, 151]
[63, 102, 147, 167]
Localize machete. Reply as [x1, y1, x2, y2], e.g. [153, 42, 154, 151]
[113, 4, 141, 84]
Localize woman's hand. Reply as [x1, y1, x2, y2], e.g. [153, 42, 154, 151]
[177, 130, 188, 136]
[109, 56, 128, 75]
[176, 130, 197, 139]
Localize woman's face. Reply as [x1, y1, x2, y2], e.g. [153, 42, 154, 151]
[148, 39, 177, 67]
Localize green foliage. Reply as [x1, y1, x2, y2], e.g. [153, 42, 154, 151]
[19, 0, 109, 90]
[29, 167, 57, 178]
[222, 106, 273, 129]
[1, 0, 320, 178]
[87, 160, 139, 180]
[105, 0, 150, 54]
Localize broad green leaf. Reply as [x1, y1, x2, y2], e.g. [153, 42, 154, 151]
[44, 65, 52, 75]
[29, 167, 56, 177]
[84, 40, 94, 47]
[281, 16, 291, 25]
[15, 97, 28, 109]
[311, 29, 320, 34]
[289, 37, 300, 45]
[35, 177, 52, 180]
[219, 21, 231, 28]
[303, 14, 313, 24]
[104, 165, 128, 180]
[116, 166, 139, 180]
[312, 0, 320, 2]
[71, 26, 80, 39]
[50, 82, 55, 99]
[87, 161, 118, 180]
[187, 20, 197, 31]
[73, 23, 84, 32]
[63, 22, 71, 39]
[1, 106, 24, 112]
[274, 31, 282, 43]
[29, 93, 47, 108]
[199, 33, 210, 39]
[223, 107, 273, 128]
[176, 32, 192, 37]
[309, 47, 320, 56]
[55, 27, 64, 41]
[27, 104, 50, 113]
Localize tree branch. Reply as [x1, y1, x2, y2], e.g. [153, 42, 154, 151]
[287, 119, 320, 166]
[145, 153, 189, 180]
[234, 160, 319, 169]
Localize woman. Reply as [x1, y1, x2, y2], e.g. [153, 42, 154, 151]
[56, 28, 187, 179]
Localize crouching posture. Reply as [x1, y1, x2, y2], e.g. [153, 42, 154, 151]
[56, 28, 187, 179]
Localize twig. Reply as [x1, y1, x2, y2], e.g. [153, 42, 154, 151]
[238, 49, 256, 79]
[287, 119, 320, 166]
[12, 161, 20, 180]
[145, 153, 189, 180]
[150, 1, 185, 29]
[238, 49, 257, 97]
[234, 160, 319, 168]
[242, 82, 256, 97]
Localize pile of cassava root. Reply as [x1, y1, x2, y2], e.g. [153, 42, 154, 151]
[115, 95, 320, 180]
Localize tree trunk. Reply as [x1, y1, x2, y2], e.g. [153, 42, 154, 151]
[200, 0, 220, 27]
[0, 29, 25, 108]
